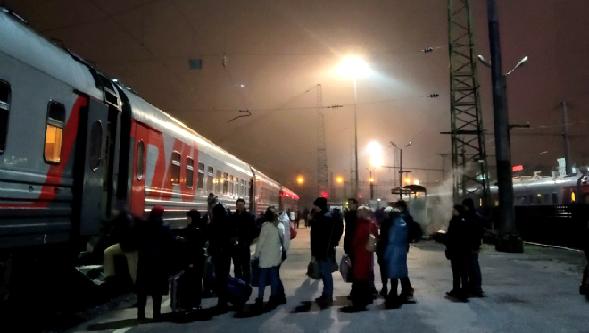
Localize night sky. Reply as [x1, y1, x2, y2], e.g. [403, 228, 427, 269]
[5, 0, 588, 202]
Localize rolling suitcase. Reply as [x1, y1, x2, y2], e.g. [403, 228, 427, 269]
[169, 270, 191, 312]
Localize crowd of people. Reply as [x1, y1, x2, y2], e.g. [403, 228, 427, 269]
[101, 192, 589, 322]
[102, 196, 295, 321]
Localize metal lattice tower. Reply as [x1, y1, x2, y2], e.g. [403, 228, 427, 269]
[316, 84, 329, 197]
[448, 0, 490, 205]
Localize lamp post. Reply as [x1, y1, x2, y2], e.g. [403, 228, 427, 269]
[336, 55, 371, 198]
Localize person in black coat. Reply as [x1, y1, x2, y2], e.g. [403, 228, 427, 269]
[230, 198, 257, 284]
[208, 203, 233, 312]
[463, 198, 485, 297]
[185, 209, 208, 309]
[445, 204, 470, 301]
[310, 197, 342, 307]
[136, 206, 174, 321]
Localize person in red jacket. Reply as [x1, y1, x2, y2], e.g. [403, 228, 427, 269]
[348, 206, 379, 310]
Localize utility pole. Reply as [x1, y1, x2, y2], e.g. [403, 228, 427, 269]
[369, 169, 374, 200]
[353, 80, 359, 199]
[316, 84, 329, 198]
[561, 100, 571, 175]
[399, 147, 403, 200]
[447, 0, 490, 207]
[487, 0, 522, 253]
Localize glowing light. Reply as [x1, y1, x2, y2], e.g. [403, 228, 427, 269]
[296, 175, 305, 185]
[571, 191, 576, 203]
[512, 164, 524, 172]
[367, 140, 384, 167]
[414, 179, 420, 185]
[404, 177, 411, 184]
[335, 55, 372, 80]
[335, 176, 344, 184]
[369, 177, 375, 183]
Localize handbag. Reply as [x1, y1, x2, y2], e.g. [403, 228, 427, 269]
[366, 233, 378, 252]
[339, 254, 352, 283]
[306, 260, 321, 279]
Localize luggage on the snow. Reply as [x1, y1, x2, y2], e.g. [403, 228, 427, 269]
[169, 270, 191, 312]
[226, 276, 252, 305]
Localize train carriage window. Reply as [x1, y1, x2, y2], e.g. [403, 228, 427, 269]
[197, 163, 205, 189]
[186, 157, 195, 188]
[0, 81, 10, 153]
[215, 170, 222, 193]
[170, 152, 181, 184]
[207, 167, 214, 192]
[88, 121, 103, 172]
[222, 172, 229, 194]
[552, 193, 558, 204]
[229, 175, 234, 195]
[44, 101, 65, 163]
[136, 141, 145, 180]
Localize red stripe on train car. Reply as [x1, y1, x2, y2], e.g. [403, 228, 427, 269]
[0, 95, 87, 208]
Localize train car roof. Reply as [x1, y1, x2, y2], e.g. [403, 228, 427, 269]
[0, 9, 102, 99]
[280, 186, 300, 200]
[251, 166, 281, 189]
[121, 86, 253, 176]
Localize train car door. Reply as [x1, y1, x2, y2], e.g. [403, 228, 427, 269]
[129, 122, 149, 217]
[78, 98, 111, 236]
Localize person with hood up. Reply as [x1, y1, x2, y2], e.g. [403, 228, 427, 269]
[135, 206, 174, 321]
[271, 210, 291, 305]
[382, 205, 409, 309]
[253, 206, 284, 309]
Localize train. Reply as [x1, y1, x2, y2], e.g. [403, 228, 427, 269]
[415, 171, 589, 248]
[0, 8, 298, 302]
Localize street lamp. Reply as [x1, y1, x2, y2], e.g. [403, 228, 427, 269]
[296, 175, 304, 186]
[336, 55, 372, 198]
[390, 140, 413, 200]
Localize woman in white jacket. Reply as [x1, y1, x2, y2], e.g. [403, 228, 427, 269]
[254, 207, 283, 307]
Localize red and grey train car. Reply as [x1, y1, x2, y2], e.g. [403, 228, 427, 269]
[0, 9, 297, 294]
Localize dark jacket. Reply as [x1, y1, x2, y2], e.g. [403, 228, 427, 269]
[232, 210, 257, 247]
[446, 214, 471, 257]
[311, 210, 340, 260]
[185, 219, 208, 264]
[344, 209, 357, 255]
[136, 217, 174, 295]
[465, 211, 485, 251]
[208, 204, 233, 257]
